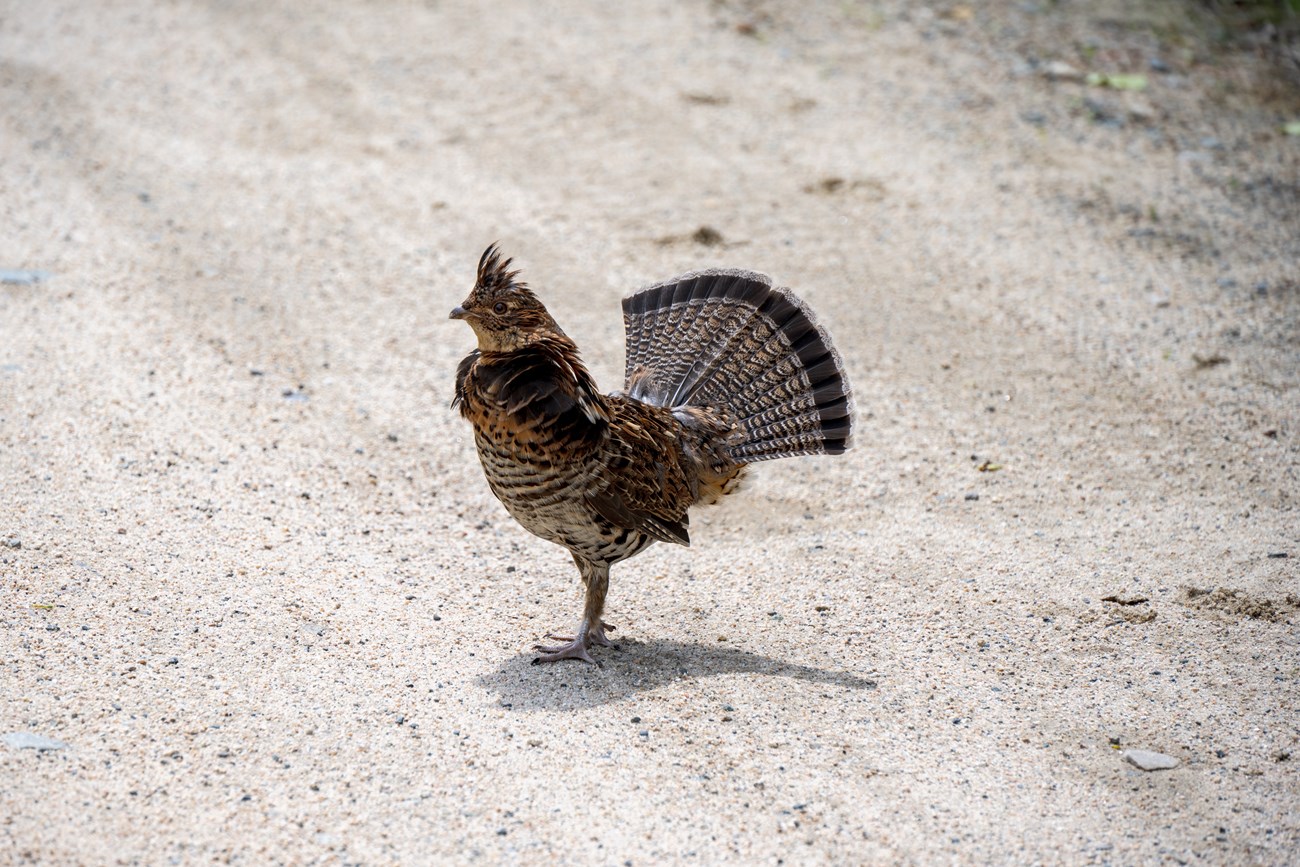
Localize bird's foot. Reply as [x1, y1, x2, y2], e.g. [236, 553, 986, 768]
[564, 626, 613, 647]
[532, 636, 598, 665]
[588, 622, 617, 648]
[532, 622, 617, 664]
[540, 621, 617, 648]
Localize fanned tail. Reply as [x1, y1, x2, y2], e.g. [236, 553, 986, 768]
[621, 269, 853, 462]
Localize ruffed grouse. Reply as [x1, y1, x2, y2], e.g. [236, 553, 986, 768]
[452, 245, 852, 664]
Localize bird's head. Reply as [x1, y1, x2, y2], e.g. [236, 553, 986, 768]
[450, 244, 561, 352]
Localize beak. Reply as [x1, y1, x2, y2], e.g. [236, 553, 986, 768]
[449, 306, 471, 321]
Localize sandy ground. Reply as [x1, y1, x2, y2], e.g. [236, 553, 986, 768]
[2, 1, 1298, 863]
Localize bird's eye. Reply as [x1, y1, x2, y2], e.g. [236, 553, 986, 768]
[493, 302, 507, 314]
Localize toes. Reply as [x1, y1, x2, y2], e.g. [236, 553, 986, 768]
[588, 622, 618, 648]
[531, 649, 598, 665]
[531, 640, 598, 665]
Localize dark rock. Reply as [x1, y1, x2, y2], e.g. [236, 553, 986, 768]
[692, 226, 724, 246]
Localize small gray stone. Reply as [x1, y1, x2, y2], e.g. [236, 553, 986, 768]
[1123, 748, 1178, 771]
[1084, 97, 1123, 128]
[3, 732, 71, 751]
[0, 269, 51, 285]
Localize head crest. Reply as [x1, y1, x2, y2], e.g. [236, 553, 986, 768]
[477, 243, 525, 293]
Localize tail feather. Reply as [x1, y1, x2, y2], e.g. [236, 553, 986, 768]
[622, 269, 853, 462]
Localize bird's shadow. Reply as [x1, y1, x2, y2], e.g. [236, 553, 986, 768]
[477, 638, 878, 711]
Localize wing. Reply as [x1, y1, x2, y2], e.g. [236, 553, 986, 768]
[451, 349, 481, 414]
[460, 342, 608, 441]
[584, 397, 695, 546]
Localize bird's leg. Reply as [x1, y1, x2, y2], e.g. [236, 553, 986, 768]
[533, 560, 612, 664]
[539, 555, 617, 645]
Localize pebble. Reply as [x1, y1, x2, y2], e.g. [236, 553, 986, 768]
[964, 493, 980, 501]
[1083, 97, 1123, 128]
[1123, 749, 1179, 771]
[692, 226, 724, 246]
[1042, 61, 1083, 82]
[3, 538, 19, 549]
[1125, 95, 1156, 123]
[0, 269, 51, 285]
[3, 732, 71, 751]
